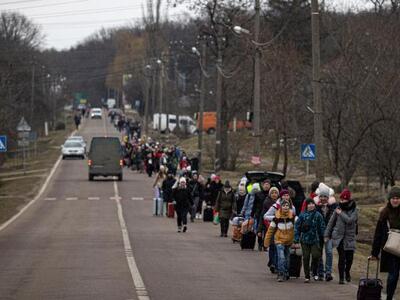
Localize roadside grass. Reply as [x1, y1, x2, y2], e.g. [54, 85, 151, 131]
[0, 116, 76, 225]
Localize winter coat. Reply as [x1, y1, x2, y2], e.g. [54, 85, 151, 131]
[209, 181, 223, 206]
[189, 180, 203, 199]
[251, 190, 269, 219]
[371, 205, 400, 273]
[241, 193, 256, 219]
[215, 189, 236, 219]
[316, 202, 337, 226]
[324, 201, 358, 250]
[235, 192, 246, 215]
[294, 210, 325, 245]
[162, 177, 176, 203]
[257, 197, 276, 233]
[264, 210, 296, 248]
[264, 199, 297, 222]
[172, 187, 193, 210]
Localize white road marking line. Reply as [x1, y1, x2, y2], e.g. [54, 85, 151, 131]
[131, 197, 144, 201]
[0, 130, 77, 233]
[88, 197, 100, 201]
[113, 181, 150, 300]
[66, 197, 78, 201]
[110, 196, 122, 200]
[44, 197, 57, 201]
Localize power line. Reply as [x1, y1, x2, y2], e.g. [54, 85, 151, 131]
[2, 0, 89, 10]
[0, 0, 46, 6]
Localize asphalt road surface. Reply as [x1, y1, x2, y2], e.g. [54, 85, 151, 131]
[0, 113, 357, 300]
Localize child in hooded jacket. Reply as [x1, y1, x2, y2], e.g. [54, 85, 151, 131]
[294, 198, 325, 283]
[264, 199, 297, 282]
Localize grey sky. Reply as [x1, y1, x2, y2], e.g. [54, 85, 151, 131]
[0, 0, 371, 50]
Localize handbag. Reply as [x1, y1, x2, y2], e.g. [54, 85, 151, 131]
[383, 220, 400, 257]
[213, 212, 220, 225]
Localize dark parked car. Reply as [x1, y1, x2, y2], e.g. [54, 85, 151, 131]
[88, 137, 123, 181]
[244, 171, 306, 213]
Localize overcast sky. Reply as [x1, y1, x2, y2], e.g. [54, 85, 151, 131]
[0, 0, 371, 50]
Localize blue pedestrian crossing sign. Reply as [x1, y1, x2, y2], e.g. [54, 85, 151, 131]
[0, 136, 7, 152]
[301, 144, 316, 160]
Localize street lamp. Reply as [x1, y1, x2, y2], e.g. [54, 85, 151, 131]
[156, 58, 164, 132]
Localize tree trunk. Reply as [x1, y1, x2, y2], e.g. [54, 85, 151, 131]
[272, 129, 280, 171]
[282, 133, 288, 176]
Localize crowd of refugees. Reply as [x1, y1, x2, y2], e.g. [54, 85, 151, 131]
[112, 111, 400, 299]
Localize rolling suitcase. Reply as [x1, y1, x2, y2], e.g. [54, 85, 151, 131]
[289, 253, 302, 278]
[357, 258, 382, 300]
[153, 198, 163, 216]
[240, 231, 256, 250]
[203, 206, 213, 222]
[167, 202, 175, 218]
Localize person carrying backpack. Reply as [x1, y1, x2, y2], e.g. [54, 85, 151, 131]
[294, 198, 325, 283]
[264, 199, 297, 282]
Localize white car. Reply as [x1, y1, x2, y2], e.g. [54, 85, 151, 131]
[66, 136, 87, 152]
[61, 141, 85, 159]
[91, 108, 102, 119]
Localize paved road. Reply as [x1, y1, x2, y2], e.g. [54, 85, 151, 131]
[0, 113, 357, 300]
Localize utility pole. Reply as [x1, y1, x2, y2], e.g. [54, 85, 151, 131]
[144, 65, 151, 136]
[158, 58, 164, 132]
[311, 0, 324, 182]
[198, 43, 207, 172]
[215, 32, 223, 172]
[30, 63, 35, 125]
[253, 0, 261, 158]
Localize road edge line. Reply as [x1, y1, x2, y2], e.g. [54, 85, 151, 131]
[113, 181, 150, 300]
[0, 129, 77, 233]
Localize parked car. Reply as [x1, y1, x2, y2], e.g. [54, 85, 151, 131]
[90, 108, 102, 119]
[61, 141, 85, 159]
[66, 136, 87, 152]
[244, 171, 305, 213]
[88, 137, 123, 181]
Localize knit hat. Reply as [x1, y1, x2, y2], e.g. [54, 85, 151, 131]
[388, 186, 400, 200]
[280, 189, 290, 198]
[262, 178, 271, 184]
[318, 183, 331, 197]
[281, 199, 291, 207]
[269, 187, 280, 196]
[340, 189, 352, 201]
[224, 180, 231, 188]
[179, 177, 186, 184]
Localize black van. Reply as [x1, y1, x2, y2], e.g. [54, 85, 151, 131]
[88, 137, 123, 181]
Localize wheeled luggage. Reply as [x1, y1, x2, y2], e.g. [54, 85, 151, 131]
[289, 253, 302, 278]
[357, 258, 382, 300]
[240, 231, 256, 250]
[203, 206, 213, 222]
[153, 197, 164, 216]
[167, 202, 175, 218]
[232, 225, 242, 243]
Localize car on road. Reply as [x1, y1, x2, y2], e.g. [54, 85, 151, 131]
[61, 141, 85, 159]
[88, 137, 123, 181]
[66, 136, 87, 152]
[90, 108, 102, 119]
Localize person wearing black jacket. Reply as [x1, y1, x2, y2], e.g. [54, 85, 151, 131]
[251, 179, 271, 251]
[162, 171, 176, 209]
[189, 172, 203, 221]
[209, 175, 223, 207]
[370, 186, 400, 300]
[172, 177, 193, 233]
[235, 181, 247, 215]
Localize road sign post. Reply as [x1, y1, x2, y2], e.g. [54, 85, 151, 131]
[17, 117, 31, 174]
[0, 136, 7, 153]
[301, 144, 316, 179]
